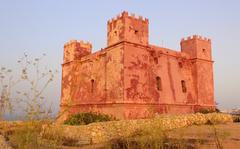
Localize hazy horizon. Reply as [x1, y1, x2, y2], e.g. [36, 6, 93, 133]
[1, 0, 240, 119]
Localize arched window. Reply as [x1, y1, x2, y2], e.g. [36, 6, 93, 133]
[156, 76, 162, 91]
[181, 80, 187, 93]
[91, 79, 95, 93]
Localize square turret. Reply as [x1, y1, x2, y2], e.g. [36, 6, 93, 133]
[107, 11, 149, 46]
[63, 40, 92, 63]
[180, 35, 212, 61]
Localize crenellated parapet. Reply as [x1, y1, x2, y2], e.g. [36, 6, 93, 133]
[107, 11, 148, 31]
[181, 35, 211, 43]
[107, 11, 149, 23]
[64, 40, 92, 49]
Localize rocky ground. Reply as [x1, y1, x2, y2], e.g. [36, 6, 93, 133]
[168, 123, 240, 149]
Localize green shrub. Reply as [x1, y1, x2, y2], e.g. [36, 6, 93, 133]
[64, 112, 115, 125]
[197, 108, 219, 114]
[233, 115, 240, 123]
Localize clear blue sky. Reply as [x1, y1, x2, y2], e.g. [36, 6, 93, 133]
[0, 0, 240, 117]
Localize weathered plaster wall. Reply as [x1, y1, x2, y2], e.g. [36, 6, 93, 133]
[122, 42, 200, 118]
[61, 43, 124, 118]
[195, 60, 214, 105]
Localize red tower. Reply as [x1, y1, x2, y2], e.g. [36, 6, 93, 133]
[181, 35, 214, 109]
[59, 12, 215, 122]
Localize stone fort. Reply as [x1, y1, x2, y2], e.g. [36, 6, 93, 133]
[60, 11, 215, 119]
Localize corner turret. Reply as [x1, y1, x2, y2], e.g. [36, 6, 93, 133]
[181, 35, 214, 107]
[63, 40, 92, 63]
[180, 35, 212, 61]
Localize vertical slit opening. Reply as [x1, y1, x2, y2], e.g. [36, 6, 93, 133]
[156, 76, 162, 91]
[91, 79, 94, 93]
[181, 80, 187, 93]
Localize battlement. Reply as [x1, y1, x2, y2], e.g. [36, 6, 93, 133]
[181, 35, 211, 43]
[181, 35, 211, 42]
[107, 11, 149, 26]
[64, 40, 92, 49]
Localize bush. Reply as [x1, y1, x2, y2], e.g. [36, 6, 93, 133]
[233, 115, 240, 123]
[64, 112, 115, 125]
[197, 108, 219, 114]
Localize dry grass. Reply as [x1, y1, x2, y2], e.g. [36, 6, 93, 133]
[0, 120, 65, 149]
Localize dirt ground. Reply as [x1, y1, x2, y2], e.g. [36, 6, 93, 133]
[168, 123, 240, 149]
[63, 123, 240, 149]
